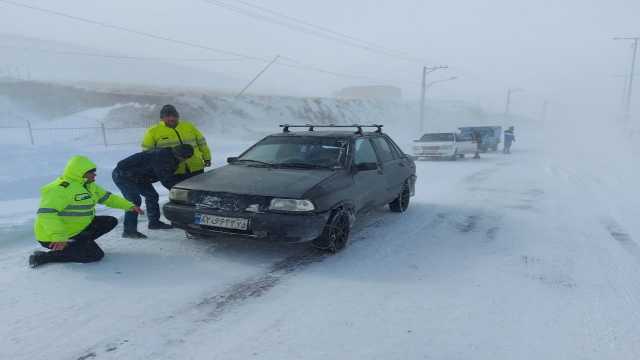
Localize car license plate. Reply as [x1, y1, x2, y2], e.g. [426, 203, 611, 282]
[195, 214, 249, 230]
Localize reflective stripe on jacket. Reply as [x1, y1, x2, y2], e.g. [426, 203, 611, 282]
[141, 120, 211, 174]
[34, 156, 134, 242]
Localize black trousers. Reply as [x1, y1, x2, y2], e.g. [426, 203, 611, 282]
[38, 216, 118, 264]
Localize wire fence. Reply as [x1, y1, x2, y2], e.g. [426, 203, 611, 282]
[0, 121, 148, 146]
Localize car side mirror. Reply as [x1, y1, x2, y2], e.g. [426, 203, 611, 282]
[227, 156, 239, 164]
[354, 162, 378, 172]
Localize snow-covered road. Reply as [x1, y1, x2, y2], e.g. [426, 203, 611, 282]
[2, 131, 640, 359]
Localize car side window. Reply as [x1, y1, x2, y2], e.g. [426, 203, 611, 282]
[353, 138, 378, 165]
[384, 137, 404, 158]
[371, 137, 395, 163]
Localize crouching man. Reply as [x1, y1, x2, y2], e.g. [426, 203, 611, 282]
[112, 144, 194, 239]
[30, 156, 143, 268]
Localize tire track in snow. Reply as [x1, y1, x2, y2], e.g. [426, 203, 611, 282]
[602, 218, 640, 263]
[71, 210, 400, 360]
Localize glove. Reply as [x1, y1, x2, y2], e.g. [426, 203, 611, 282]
[130, 206, 145, 215]
[50, 242, 67, 251]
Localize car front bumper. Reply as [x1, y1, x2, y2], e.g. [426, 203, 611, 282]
[163, 202, 330, 243]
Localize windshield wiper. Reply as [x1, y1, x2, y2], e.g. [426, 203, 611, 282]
[274, 162, 335, 170]
[231, 159, 274, 167]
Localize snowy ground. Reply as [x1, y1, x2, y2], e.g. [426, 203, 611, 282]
[1, 122, 640, 360]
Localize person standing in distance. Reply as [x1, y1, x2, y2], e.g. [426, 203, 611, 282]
[504, 126, 516, 154]
[142, 104, 212, 182]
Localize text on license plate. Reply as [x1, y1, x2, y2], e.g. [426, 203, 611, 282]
[195, 214, 249, 230]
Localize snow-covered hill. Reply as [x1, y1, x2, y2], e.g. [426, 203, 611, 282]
[0, 79, 508, 147]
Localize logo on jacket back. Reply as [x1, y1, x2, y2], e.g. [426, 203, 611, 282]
[75, 193, 91, 201]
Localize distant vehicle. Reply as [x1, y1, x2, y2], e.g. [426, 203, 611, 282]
[458, 126, 502, 152]
[412, 132, 477, 160]
[164, 124, 417, 253]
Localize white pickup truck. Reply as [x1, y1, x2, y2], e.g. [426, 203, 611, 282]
[412, 132, 478, 160]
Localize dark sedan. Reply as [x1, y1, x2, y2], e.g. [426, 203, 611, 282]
[164, 125, 417, 253]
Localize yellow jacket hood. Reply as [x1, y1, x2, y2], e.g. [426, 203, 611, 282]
[62, 156, 96, 183]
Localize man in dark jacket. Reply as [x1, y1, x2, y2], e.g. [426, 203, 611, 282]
[112, 144, 194, 238]
[504, 126, 516, 154]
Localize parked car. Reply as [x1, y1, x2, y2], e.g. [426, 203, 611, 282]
[459, 126, 502, 152]
[164, 124, 417, 253]
[412, 132, 477, 160]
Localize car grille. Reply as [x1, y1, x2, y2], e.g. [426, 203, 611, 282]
[189, 191, 270, 213]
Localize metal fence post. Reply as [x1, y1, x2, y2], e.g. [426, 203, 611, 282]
[26, 120, 35, 145]
[100, 123, 108, 147]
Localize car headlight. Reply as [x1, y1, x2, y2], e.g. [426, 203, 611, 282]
[269, 198, 315, 212]
[170, 188, 190, 203]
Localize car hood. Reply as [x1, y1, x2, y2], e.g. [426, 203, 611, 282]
[414, 141, 453, 146]
[175, 164, 336, 198]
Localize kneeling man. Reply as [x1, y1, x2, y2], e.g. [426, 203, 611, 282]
[31, 156, 142, 268]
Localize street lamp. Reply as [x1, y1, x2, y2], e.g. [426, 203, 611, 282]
[420, 76, 458, 132]
[420, 65, 448, 133]
[505, 88, 524, 116]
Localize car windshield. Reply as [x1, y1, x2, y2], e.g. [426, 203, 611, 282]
[419, 133, 454, 142]
[460, 127, 496, 136]
[238, 136, 347, 168]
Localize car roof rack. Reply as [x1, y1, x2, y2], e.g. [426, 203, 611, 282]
[279, 124, 383, 134]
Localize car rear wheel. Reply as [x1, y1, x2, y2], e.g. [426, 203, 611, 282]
[389, 181, 411, 213]
[313, 210, 351, 253]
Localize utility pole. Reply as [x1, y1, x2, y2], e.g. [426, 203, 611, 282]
[614, 37, 639, 120]
[237, 55, 280, 97]
[419, 65, 448, 133]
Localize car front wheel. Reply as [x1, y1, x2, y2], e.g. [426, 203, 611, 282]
[313, 210, 351, 253]
[389, 181, 411, 213]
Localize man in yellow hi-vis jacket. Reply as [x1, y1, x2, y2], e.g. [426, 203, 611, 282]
[30, 156, 143, 268]
[142, 105, 211, 182]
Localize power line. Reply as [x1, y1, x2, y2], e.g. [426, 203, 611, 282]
[232, 0, 418, 60]
[0, 0, 420, 87]
[0, 0, 267, 61]
[0, 44, 247, 62]
[200, 0, 428, 64]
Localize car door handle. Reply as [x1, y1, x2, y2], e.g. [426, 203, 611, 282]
[398, 162, 405, 167]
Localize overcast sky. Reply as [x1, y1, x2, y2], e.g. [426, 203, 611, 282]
[1, 0, 639, 116]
